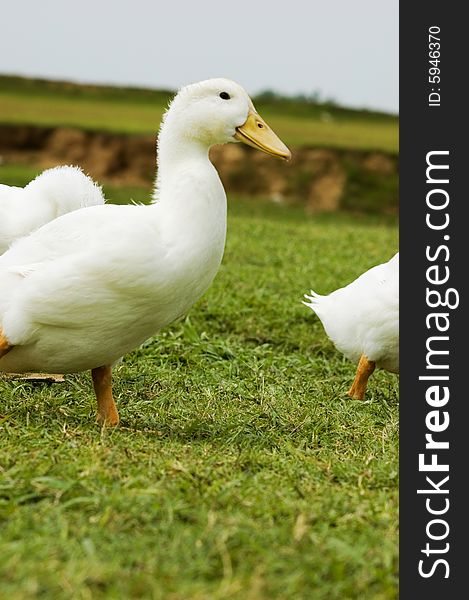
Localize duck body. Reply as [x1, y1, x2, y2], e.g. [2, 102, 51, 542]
[0, 166, 104, 254]
[304, 253, 399, 376]
[0, 161, 226, 374]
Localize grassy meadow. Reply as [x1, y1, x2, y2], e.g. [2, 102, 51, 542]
[0, 176, 398, 599]
[0, 78, 398, 599]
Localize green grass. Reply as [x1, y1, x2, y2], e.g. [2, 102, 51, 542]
[0, 174, 398, 599]
[0, 75, 398, 153]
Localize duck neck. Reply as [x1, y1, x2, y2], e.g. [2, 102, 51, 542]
[152, 104, 223, 199]
[150, 120, 227, 253]
[153, 133, 211, 198]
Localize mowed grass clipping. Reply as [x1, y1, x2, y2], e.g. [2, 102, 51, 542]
[0, 178, 398, 599]
[0, 76, 398, 153]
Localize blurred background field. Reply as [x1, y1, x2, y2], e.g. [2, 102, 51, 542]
[0, 71, 398, 599]
[0, 75, 398, 215]
[0, 75, 398, 151]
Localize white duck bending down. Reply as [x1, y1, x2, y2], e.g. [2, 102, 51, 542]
[0, 78, 291, 425]
[0, 165, 104, 254]
[303, 253, 399, 400]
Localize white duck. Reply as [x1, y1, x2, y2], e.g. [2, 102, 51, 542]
[0, 78, 290, 425]
[0, 165, 104, 254]
[303, 253, 399, 400]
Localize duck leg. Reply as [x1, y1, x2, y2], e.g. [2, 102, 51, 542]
[347, 354, 376, 400]
[92, 365, 119, 426]
[0, 329, 13, 359]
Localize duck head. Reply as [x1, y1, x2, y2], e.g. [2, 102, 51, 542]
[161, 78, 291, 160]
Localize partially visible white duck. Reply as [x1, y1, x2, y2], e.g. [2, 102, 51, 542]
[0, 78, 290, 425]
[303, 253, 399, 400]
[0, 166, 104, 254]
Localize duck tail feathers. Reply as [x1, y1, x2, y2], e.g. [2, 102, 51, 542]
[302, 289, 323, 312]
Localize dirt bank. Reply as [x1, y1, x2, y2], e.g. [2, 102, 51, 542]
[0, 124, 398, 213]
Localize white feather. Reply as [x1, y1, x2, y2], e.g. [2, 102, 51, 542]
[0, 165, 104, 254]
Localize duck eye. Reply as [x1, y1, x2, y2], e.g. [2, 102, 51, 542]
[219, 92, 231, 100]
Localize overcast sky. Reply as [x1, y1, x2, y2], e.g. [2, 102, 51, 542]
[0, 0, 398, 113]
